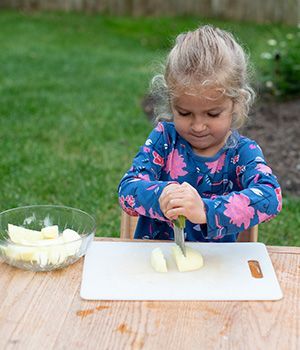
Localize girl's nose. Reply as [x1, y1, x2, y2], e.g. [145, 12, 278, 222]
[191, 117, 207, 133]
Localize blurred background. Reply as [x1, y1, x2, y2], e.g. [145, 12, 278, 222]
[0, 1, 299, 245]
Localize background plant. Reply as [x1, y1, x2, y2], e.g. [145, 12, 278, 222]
[258, 26, 300, 99]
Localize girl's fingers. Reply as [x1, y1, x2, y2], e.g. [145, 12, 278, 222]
[160, 183, 197, 217]
[161, 182, 205, 224]
[160, 188, 186, 208]
[166, 198, 190, 211]
[163, 183, 180, 191]
[163, 211, 178, 221]
[163, 186, 185, 199]
[165, 207, 185, 220]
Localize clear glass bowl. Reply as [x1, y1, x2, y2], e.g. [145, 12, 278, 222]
[0, 205, 96, 272]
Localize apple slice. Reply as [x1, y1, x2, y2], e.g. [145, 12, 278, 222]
[41, 225, 59, 239]
[8, 224, 43, 244]
[4, 244, 38, 261]
[33, 250, 49, 267]
[62, 229, 81, 256]
[172, 246, 204, 272]
[33, 237, 64, 246]
[47, 246, 67, 265]
[5, 224, 82, 266]
[32, 237, 66, 264]
[150, 247, 168, 272]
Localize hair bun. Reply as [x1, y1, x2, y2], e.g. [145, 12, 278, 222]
[175, 33, 188, 45]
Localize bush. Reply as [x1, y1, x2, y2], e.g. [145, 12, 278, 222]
[258, 26, 300, 99]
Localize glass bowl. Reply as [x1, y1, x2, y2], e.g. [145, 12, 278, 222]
[0, 205, 96, 272]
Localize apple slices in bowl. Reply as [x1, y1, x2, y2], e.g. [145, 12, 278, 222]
[4, 224, 82, 267]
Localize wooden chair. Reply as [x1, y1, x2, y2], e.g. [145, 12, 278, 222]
[120, 210, 258, 242]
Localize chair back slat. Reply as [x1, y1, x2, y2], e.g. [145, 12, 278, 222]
[120, 211, 258, 242]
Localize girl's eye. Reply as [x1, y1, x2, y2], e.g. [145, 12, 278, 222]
[177, 111, 191, 117]
[207, 112, 221, 117]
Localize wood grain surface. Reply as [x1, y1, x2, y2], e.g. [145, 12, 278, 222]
[0, 239, 299, 350]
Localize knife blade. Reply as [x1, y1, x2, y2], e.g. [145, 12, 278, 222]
[173, 216, 186, 257]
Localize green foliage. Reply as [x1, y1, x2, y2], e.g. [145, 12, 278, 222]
[258, 28, 300, 99]
[258, 197, 300, 246]
[0, 11, 299, 245]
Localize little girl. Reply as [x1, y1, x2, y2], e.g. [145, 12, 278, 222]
[118, 25, 282, 242]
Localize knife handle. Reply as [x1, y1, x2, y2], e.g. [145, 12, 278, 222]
[174, 215, 186, 229]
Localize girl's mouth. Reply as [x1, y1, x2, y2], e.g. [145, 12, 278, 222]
[190, 133, 210, 138]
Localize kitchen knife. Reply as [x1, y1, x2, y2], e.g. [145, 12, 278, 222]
[173, 215, 186, 257]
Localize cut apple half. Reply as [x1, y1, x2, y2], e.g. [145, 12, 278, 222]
[150, 247, 168, 272]
[172, 246, 204, 272]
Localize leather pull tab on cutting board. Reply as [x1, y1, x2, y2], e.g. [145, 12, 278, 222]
[248, 260, 263, 278]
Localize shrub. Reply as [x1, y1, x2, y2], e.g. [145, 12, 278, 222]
[258, 26, 300, 99]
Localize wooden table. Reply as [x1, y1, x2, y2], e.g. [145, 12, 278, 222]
[0, 239, 299, 350]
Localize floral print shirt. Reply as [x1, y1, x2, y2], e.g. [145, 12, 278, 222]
[118, 122, 282, 242]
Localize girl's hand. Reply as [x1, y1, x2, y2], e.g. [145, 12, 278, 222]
[159, 182, 206, 224]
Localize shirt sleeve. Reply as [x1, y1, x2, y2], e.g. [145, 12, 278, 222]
[202, 140, 282, 239]
[118, 123, 175, 221]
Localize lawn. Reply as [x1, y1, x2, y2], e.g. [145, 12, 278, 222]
[0, 10, 299, 246]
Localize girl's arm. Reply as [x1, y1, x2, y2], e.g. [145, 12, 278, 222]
[202, 140, 282, 239]
[118, 123, 174, 221]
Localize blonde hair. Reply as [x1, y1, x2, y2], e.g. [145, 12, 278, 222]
[151, 25, 255, 129]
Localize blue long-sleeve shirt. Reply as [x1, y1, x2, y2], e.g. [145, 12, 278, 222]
[118, 122, 282, 242]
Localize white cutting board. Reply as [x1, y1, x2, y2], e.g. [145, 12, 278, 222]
[80, 241, 283, 301]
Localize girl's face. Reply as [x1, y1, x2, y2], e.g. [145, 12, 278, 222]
[171, 88, 234, 157]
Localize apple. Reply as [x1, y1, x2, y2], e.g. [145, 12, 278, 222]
[150, 247, 168, 272]
[4, 224, 82, 266]
[8, 224, 43, 243]
[62, 229, 81, 256]
[4, 244, 38, 261]
[32, 250, 48, 267]
[33, 237, 64, 246]
[41, 225, 59, 239]
[47, 246, 67, 265]
[172, 246, 204, 272]
[33, 237, 67, 265]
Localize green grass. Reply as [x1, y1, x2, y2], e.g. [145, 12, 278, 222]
[258, 197, 300, 246]
[0, 10, 299, 245]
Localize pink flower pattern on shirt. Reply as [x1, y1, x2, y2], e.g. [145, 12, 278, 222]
[256, 163, 272, 174]
[165, 149, 188, 179]
[135, 205, 146, 216]
[275, 187, 282, 212]
[155, 122, 164, 133]
[224, 193, 255, 229]
[257, 210, 274, 223]
[152, 151, 164, 166]
[205, 153, 226, 174]
[138, 174, 150, 181]
[149, 208, 165, 221]
[231, 155, 240, 164]
[119, 195, 138, 216]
